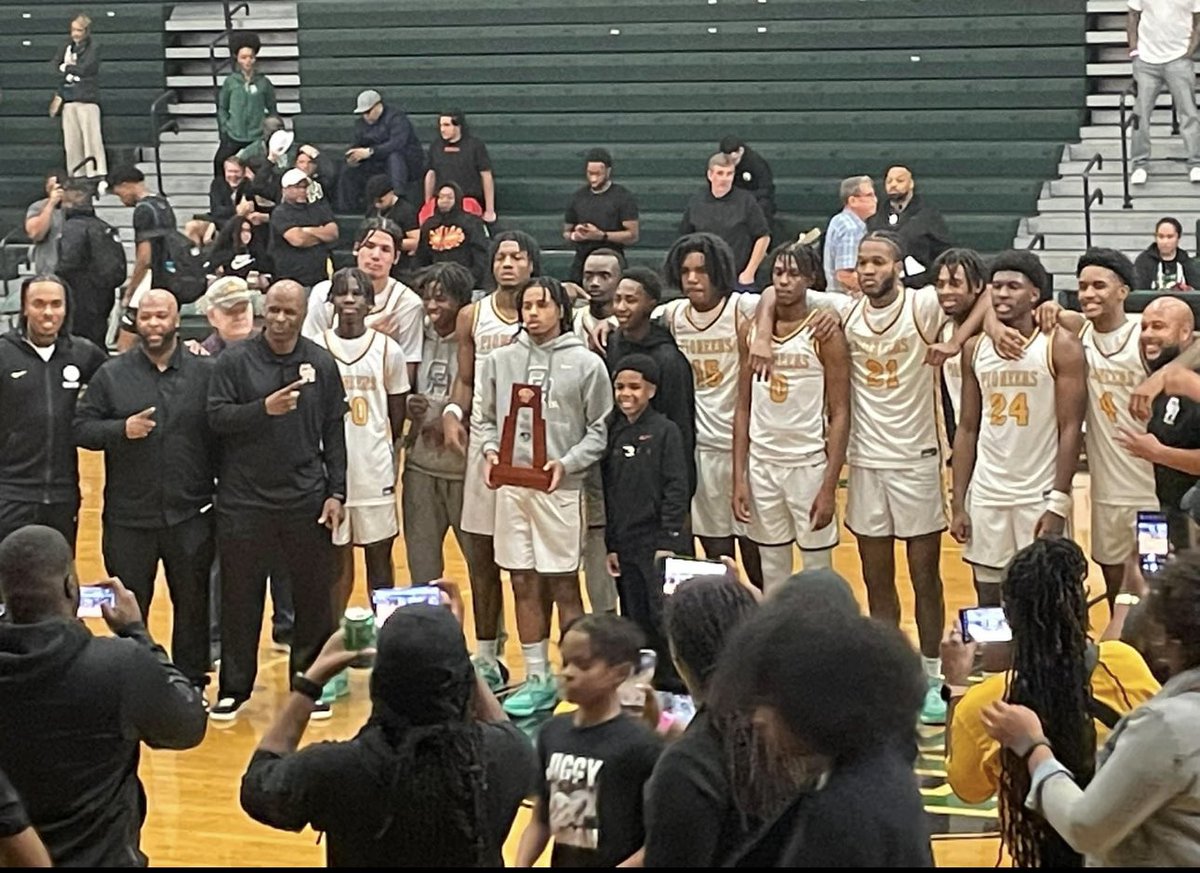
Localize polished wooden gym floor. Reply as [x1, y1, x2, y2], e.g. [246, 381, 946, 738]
[71, 452, 1113, 867]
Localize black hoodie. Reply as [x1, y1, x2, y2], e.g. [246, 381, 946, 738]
[0, 618, 206, 866]
[1133, 244, 1200, 291]
[606, 322, 697, 496]
[413, 182, 489, 287]
[0, 329, 106, 504]
[603, 406, 690, 553]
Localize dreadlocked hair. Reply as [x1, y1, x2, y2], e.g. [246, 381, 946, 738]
[998, 537, 1095, 868]
[931, 247, 987, 293]
[664, 576, 757, 693]
[327, 266, 375, 307]
[413, 262, 475, 307]
[767, 240, 822, 288]
[663, 232, 737, 299]
[516, 276, 574, 337]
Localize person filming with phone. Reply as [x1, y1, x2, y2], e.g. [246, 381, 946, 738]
[0, 525, 207, 866]
[940, 537, 1159, 867]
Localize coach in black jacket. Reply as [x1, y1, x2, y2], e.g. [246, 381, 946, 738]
[206, 280, 347, 719]
[602, 355, 689, 686]
[0, 275, 106, 552]
[0, 525, 207, 867]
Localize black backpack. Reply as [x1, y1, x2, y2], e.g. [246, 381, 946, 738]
[138, 196, 210, 305]
[84, 215, 127, 292]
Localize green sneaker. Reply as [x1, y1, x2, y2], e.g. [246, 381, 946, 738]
[503, 675, 559, 718]
[472, 656, 509, 693]
[920, 681, 947, 725]
[317, 670, 350, 707]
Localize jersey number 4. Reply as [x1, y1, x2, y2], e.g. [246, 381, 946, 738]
[988, 392, 1029, 427]
[865, 358, 899, 389]
[1098, 391, 1119, 424]
[691, 359, 724, 389]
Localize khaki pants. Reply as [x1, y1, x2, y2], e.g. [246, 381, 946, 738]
[62, 101, 107, 177]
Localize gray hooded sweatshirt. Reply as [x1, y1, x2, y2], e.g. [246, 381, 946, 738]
[474, 330, 613, 491]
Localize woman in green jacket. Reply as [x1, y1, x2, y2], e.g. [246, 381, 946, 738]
[214, 32, 276, 178]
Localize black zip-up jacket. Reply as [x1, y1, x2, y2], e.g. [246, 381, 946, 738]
[207, 332, 347, 514]
[0, 330, 106, 504]
[0, 617, 207, 867]
[733, 146, 776, 220]
[602, 407, 690, 553]
[866, 191, 952, 288]
[75, 343, 218, 528]
[606, 322, 697, 497]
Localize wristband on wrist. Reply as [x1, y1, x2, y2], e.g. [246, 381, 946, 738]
[291, 672, 323, 702]
[444, 402, 463, 421]
[1115, 592, 1141, 607]
[1019, 737, 1053, 759]
[1045, 489, 1072, 518]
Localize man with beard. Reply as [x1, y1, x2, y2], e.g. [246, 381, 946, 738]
[866, 165, 952, 288]
[74, 290, 217, 689]
[562, 149, 640, 285]
[1116, 296, 1200, 552]
[950, 252, 1087, 607]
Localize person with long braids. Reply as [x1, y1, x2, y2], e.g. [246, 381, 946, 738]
[240, 591, 536, 867]
[941, 537, 1160, 866]
[983, 550, 1200, 866]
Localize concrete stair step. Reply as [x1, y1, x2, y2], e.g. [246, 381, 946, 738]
[1028, 213, 1200, 233]
[167, 73, 301, 88]
[1091, 109, 1191, 126]
[168, 101, 301, 115]
[165, 1, 298, 31]
[1037, 196, 1200, 212]
[1086, 93, 1184, 109]
[1087, 0, 1127, 13]
[1086, 30, 1126, 45]
[173, 59, 299, 76]
[1047, 176, 1197, 197]
[1016, 231, 1172, 248]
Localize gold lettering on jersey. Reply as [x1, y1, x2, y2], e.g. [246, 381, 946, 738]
[977, 370, 1040, 389]
[1090, 368, 1139, 388]
[851, 337, 910, 357]
[476, 334, 513, 354]
[772, 352, 812, 370]
[677, 337, 737, 356]
[341, 375, 378, 391]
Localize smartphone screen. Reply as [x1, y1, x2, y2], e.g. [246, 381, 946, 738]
[77, 585, 116, 618]
[661, 556, 728, 596]
[959, 606, 1012, 643]
[1136, 510, 1170, 577]
[371, 585, 442, 626]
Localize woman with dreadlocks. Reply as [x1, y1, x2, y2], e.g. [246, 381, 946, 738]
[984, 549, 1200, 866]
[941, 537, 1159, 866]
[240, 595, 537, 866]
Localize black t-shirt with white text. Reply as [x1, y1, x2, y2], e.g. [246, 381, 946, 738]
[269, 199, 336, 287]
[1147, 387, 1200, 508]
[428, 135, 491, 204]
[535, 712, 663, 867]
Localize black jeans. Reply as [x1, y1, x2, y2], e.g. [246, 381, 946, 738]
[102, 512, 214, 683]
[0, 498, 79, 554]
[217, 506, 336, 700]
[614, 541, 683, 693]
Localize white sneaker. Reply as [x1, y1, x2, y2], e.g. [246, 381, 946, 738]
[1131, 167, 1148, 185]
[209, 696, 245, 722]
[1190, 167, 1200, 183]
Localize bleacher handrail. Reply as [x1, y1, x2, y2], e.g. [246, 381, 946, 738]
[1026, 233, 1046, 250]
[69, 156, 98, 179]
[1082, 153, 1103, 250]
[223, 2, 250, 33]
[149, 89, 179, 196]
[1118, 80, 1136, 210]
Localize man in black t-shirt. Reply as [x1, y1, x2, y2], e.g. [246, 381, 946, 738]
[563, 148, 640, 284]
[1118, 297, 1200, 551]
[679, 153, 770, 291]
[719, 135, 776, 221]
[269, 168, 338, 287]
[424, 110, 495, 222]
[108, 165, 176, 305]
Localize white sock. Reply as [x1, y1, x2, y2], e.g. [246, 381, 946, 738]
[476, 639, 498, 665]
[800, 547, 833, 571]
[539, 639, 551, 672]
[522, 641, 548, 680]
[760, 544, 794, 596]
[922, 656, 942, 683]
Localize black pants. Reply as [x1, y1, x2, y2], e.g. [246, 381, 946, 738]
[0, 498, 79, 554]
[1164, 504, 1194, 553]
[213, 136, 253, 178]
[217, 507, 336, 700]
[102, 513, 214, 683]
[614, 541, 683, 693]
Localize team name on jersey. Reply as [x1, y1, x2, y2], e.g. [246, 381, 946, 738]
[341, 374, 379, 392]
[978, 370, 1042, 389]
[1091, 367, 1141, 388]
[850, 336, 910, 357]
[477, 334, 512, 355]
[774, 351, 812, 370]
[677, 336, 737, 355]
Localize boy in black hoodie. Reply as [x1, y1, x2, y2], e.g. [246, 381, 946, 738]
[602, 355, 689, 684]
[606, 267, 696, 497]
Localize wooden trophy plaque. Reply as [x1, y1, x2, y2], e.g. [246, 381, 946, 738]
[492, 383, 554, 491]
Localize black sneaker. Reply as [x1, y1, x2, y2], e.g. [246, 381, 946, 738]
[310, 699, 332, 721]
[209, 696, 246, 722]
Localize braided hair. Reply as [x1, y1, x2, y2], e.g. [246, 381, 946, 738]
[413, 262, 475, 307]
[931, 247, 987, 293]
[998, 537, 1095, 868]
[516, 276, 573, 336]
[767, 240, 823, 289]
[326, 266, 375, 307]
[664, 576, 758, 694]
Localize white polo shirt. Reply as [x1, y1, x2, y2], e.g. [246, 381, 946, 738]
[1130, 0, 1200, 64]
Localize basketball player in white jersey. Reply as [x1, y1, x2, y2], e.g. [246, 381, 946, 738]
[571, 248, 623, 614]
[441, 231, 536, 689]
[931, 248, 987, 434]
[313, 268, 409, 609]
[845, 230, 994, 723]
[302, 218, 424, 384]
[1036, 248, 1158, 606]
[950, 251, 1086, 606]
[733, 241, 850, 592]
[401, 262, 476, 585]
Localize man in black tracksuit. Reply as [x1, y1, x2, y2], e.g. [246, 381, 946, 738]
[0, 276, 106, 552]
[602, 355, 689, 689]
[206, 280, 347, 719]
[74, 290, 217, 687]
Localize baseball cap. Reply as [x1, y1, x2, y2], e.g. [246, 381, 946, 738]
[298, 144, 320, 160]
[281, 167, 310, 188]
[268, 129, 294, 157]
[201, 277, 257, 313]
[354, 89, 383, 114]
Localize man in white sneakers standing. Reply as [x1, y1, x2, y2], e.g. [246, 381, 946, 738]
[1128, 0, 1200, 184]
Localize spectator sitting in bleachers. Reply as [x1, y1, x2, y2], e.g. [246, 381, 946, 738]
[422, 109, 494, 225]
[215, 32, 276, 178]
[210, 217, 268, 288]
[414, 182, 490, 288]
[269, 169, 338, 288]
[23, 169, 66, 275]
[823, 175, 877, 294]
[340, 89, 425, 213]
[866, 165, 952, 288]
[679, 153, 771, 292]
[562, 148, 640, 285]
[718, 135, 775, 221]
[209, 156, 246, 230]
[236, 116, 294, 175]
[365, 175, 420, 269]
[1133, 217, 1200, 290]
[294, 145, 327, 204]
